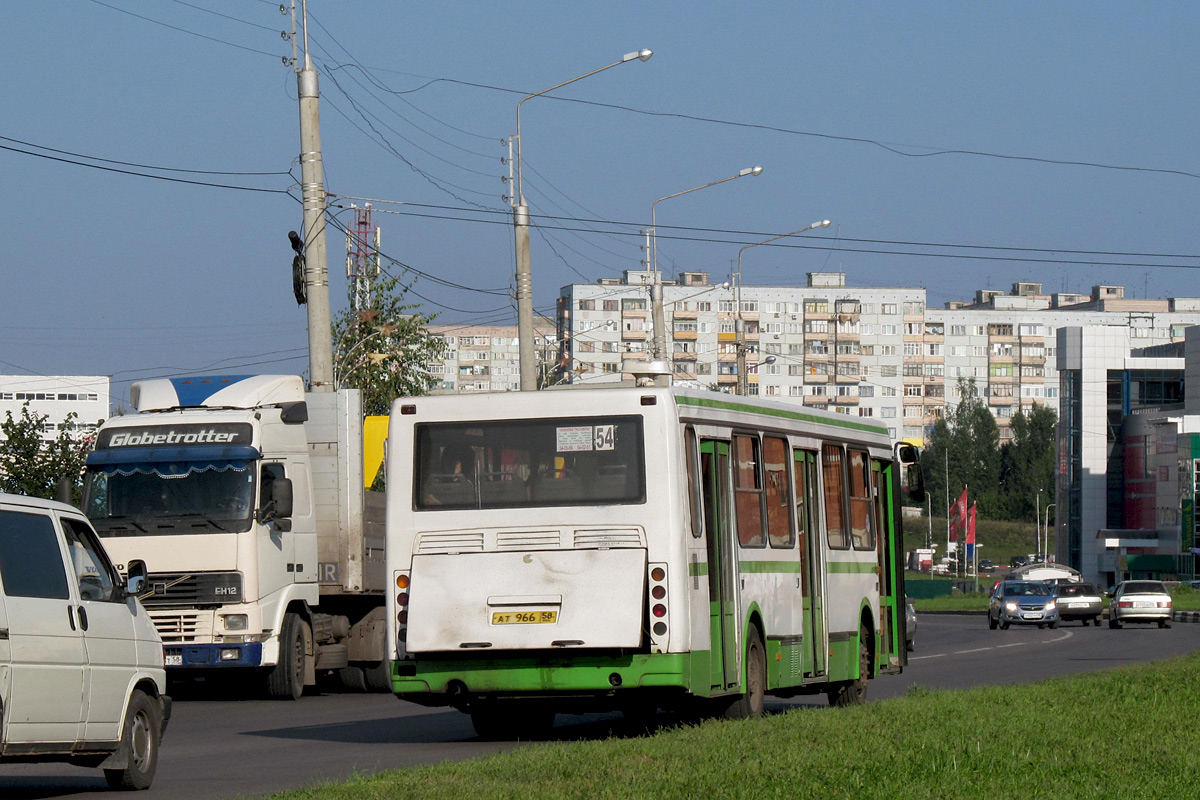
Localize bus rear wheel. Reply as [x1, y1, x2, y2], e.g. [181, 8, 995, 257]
[722, 627, 765, 719]
[827, 631, 869, 707]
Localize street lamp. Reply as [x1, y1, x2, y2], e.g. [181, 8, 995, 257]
[647, 166, 763, 383]
[1043, 502, 1056, 559]
[735, 219, 831, 395]
[512, 49, 653, 391]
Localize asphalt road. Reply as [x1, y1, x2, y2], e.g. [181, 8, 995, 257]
[4, 614, 1198, 800]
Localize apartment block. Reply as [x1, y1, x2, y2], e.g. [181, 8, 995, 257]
[556, 273, 1200, 444]
[426, 320, 557, 393]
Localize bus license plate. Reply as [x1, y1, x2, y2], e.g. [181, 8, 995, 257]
[165, 654, 183, 666]
[491, 610, 557, 625]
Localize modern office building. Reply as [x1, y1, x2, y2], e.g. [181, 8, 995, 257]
[0, 375, 109, 443]
[556, 272, 1200, 444]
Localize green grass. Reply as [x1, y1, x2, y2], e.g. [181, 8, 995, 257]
[263, 653, 1200, 800]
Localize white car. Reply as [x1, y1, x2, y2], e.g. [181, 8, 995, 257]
[1108, 580, 1173, 629]
[0, 493, 170, 789]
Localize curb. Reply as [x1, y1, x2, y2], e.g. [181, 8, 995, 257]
[1175, 611, 1200, 624]
[914, 609, 1200, 623]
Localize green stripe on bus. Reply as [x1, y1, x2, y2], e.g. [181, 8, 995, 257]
[827, 561, 880, 574]
[689, 561, 708, 577]
[738, 560, 803, 574]
[675, 394, 889, 436]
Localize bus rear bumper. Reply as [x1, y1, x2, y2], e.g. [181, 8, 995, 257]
[392, 651, 692, 710]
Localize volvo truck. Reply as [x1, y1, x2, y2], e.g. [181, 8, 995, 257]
[82, 375, 388, 699]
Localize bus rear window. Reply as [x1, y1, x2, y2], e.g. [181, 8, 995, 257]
[414, 416, 646, 510]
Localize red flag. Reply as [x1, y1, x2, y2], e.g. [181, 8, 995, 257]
[948, 512, 958, 542]
[966, 503, 977, 545]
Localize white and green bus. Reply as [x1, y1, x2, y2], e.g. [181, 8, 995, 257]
[385, 387, 922, 737]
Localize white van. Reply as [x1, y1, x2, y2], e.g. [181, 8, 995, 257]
[0, 493, 170, 790]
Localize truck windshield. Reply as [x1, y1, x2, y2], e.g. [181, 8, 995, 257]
[414, 415, 645, 510]
[83, 461, 255, 535]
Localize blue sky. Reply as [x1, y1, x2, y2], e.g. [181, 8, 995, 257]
[4, 1, 1199, 407]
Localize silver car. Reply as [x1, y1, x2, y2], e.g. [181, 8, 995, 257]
[1053, 582, 1103, 626]
[988, 580, 1059, 629]
[1108, 580, 1173, 629]
[905, 597, 917, 651]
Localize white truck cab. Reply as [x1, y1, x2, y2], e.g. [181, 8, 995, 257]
[0, 493, 170, 790]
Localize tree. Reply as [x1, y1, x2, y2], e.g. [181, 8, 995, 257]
[0, 404, 94, 503]
[331, 268, 447, 416]
[920, 378, 1002, 516]
[1000, 404, 1058, 523]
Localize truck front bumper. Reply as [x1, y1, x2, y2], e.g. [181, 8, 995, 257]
[164, 642, 263, 668]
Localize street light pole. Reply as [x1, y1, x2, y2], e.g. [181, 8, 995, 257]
[512, 49, 653, 391]
[1043, 502, 1056, 559]
[648, 166, 762, 385]
[735, 220, 831, 395]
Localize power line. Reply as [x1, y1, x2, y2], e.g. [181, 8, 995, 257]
[87, 0, 281, 60]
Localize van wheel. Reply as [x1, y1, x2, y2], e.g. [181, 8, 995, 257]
[267, 613, 307, 700]
[104, 690, 162, 790]
[722, 626, 766, 719]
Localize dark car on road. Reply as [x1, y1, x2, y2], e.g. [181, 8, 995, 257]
[988, 580, 1059, 629]
[1052, 582, 1103, 626]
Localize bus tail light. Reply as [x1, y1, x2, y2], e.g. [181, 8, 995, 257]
[648, 563, 669, 653]
[394, 571, 411, 658]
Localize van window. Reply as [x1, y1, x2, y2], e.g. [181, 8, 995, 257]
[0, 509, 71, 599]
[60, 517, 119, 602]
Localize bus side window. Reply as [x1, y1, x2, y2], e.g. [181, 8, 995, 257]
[821, 444, 848, 549]
[685, 426, 702, 539]
[733, 434, 765, 548]
[848, 449, 876, 550]
[764, 436, 793, 548]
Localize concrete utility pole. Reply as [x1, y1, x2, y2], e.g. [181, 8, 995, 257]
[295, 1, 334, 392]
[512, 49, 653, 391]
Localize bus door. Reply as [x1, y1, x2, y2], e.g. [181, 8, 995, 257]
[700, 439, 739, 691]
[793, 448, 826, 678]
[874, 459, 904, 671]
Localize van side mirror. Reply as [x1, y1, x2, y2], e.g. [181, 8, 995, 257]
[894, 443, 926, 504]
[126, 559, 148, 596]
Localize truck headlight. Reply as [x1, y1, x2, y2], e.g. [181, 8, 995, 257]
[223, 614, 249, 631]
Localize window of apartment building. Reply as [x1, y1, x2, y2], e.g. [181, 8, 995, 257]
[860, 324, 873, 336]
[990, 364, 1013, 377]
[950, 325, 967, 336]
[881, 304, 898, 315]
[991, 342, 1013, 357]
[904, 302, 924, 315]
[882, 386, 897, 396]
[924, 364, 944, 377]
[973, 346, 987, 357]
[719, 321, 736, 334]
[806, 319, 829, 334]
[577, 341, 596, 353]
[718, 300, 735, 312]
[762, 322, 782, 334]
[602, 299, 619, 311]
[790, 386, 803, 397]
[878, 324, 896, 336]
[763, 302, 785, 313]
[990, 383, 1014, 398]
[860, 345, 874, 356]
[697, 301, 712, 312]
[858, 408, 874, 417]
[741, 300, 758, 313]
[904, 386, 923, 397]
[673, 342, 695, 353]
[903, 406, 923, 418]
[695, 363, 712, 375]
[805, 299, 829, 314]
[860, 385, 874, 397]
[861, 365, 873, 377]
[860, 304, 875, 314]
[988, 323, 1013, 337]
[807, 385, 828, 396]
[836, 320, 860, 335]
[836, 300, 861, 314]
[674, 321, 698, 332]
[903, 364, 922, 377]
[880, 365, 898, 377]
[788, 365, 805, 376]
[836, 363, 860, 377]
[881, 407, 897, 418]
[765, 385, 780, 396]
[807, 341, 829, 356]
[1020, 366, 1044, 377]
[762, 343, 781, 354]
[904, 323, 922, 336]
[622, 298, 647, 311]
[925, 343, 943, 357]
[879, 345, 898, 356]
[578, 299, 595, 311]
[903, 342, 920, 357]
[837, 343, 860, 356]
[925, 384, 944, 398]
[995, 406, 1014, 418]
[624, 319, 646, 332]
[927, 405, 944, 418]
[924, 322, 944, 336]
[762, 363, 781, 375]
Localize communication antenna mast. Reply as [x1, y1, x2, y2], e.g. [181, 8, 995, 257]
[346, 204, 380, 312]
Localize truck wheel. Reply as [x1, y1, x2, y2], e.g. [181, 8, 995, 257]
[362, 660, 392, 693]
[104, 690, 162, 790]
[267, 613, 307, 700]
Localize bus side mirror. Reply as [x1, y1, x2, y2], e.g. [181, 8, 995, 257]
[894, 443, 926, 504]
